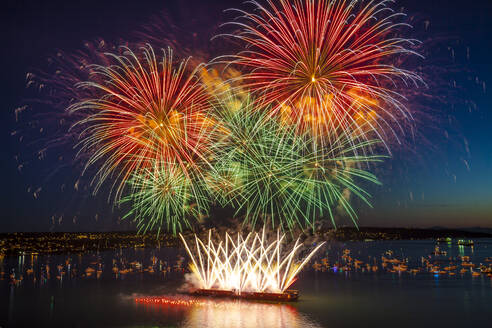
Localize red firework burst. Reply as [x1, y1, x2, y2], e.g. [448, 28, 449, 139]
[221, 0, 423, 146]
[69, 45, 215, 200]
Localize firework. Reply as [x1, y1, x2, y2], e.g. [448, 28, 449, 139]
[180, 229, 325, 293]
[121, 159, 209, 234]
[18, 2, 397, 233]
[219, 0, 423, 145]
[208, 95, 383, 229]
[69, 45, 215, 201]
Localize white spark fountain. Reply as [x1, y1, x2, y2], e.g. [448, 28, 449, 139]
[179, 229, 325, 294]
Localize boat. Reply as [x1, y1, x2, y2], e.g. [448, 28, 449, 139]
[192, 288, 299, 302]
[436, 237, 452, 243]
[434, 246, 447, 256]
[457, 240, 474, 246]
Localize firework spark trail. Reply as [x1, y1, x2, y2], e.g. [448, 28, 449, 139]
[217, 0, 423, 149]
[69, 45, 216, 202]
[16, 41, 121, 192]
[207, 94, 384, 228]
[180, 229, 325, 293]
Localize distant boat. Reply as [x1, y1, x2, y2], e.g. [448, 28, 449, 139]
[436, 237, 452, 243]
[434, 246, 447, 256]
[457, 240, 474, 246]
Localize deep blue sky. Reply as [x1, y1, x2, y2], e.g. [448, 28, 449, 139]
[1, 0, 491, 231]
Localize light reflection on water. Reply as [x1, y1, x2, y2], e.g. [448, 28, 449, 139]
[1, 239, 492, 327]
[184, 301, 320, 328]
[134, 299, 322, 328]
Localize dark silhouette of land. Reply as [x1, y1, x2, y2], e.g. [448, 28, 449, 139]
[323, 227, 492, 241]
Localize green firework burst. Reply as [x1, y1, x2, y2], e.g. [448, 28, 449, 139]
[208, 94, 384, 230]
[121, 161, 210, 234]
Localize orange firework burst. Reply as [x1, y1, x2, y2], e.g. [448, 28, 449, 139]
[219, 0, 423, 147]
[69, 45, 215, 200]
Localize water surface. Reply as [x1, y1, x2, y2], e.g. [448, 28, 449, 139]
[1, 239, 491, 327]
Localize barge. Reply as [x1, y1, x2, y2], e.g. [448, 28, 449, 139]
[192, 288, 299, 302]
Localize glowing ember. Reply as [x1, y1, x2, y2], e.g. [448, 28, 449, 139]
[179, 229, 325, 293]
[135, 296, 207, 307]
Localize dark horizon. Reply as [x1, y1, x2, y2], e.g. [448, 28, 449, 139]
[2, 0, 491, 232]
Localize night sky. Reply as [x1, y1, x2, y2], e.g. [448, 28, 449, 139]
[1, 0, 491, 232]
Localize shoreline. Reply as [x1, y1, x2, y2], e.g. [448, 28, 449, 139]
[1, 227, 491, 256]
